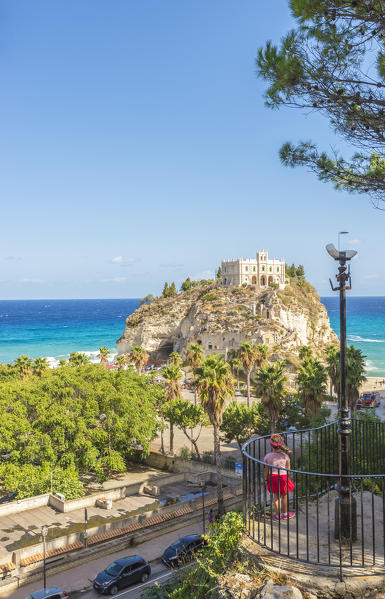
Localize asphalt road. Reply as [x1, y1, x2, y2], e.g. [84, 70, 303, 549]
[78, 561, 174, 599]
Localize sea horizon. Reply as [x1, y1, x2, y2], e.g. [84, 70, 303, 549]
[1, 296, 385, 375]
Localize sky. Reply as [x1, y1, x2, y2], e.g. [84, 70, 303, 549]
[0, 0, 384, 299]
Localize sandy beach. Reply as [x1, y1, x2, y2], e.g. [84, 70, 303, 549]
[360, 376, 385, 394]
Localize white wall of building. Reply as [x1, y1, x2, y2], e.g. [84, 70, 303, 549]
[221, 250, 286, 289]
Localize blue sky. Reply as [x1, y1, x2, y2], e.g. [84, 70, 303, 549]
[0, 0, 384, 299]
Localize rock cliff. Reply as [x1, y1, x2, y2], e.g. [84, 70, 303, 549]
[116, 280, 337, 365]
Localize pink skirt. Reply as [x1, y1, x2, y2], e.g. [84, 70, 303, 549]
[266, 474, 295, 495]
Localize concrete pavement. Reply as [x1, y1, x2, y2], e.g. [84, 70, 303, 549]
[7, 522, 203, 599]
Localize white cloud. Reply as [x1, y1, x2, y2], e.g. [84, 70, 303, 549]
[20, 278, 45, 284]
[110, 256, 137, 266]
[364, 274, 379, 279]
[100, 276, 127, 283]
[3, 256, 21, 262]
[349, 238, 361, 245]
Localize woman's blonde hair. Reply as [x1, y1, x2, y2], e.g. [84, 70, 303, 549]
[270, 433, 292, 455]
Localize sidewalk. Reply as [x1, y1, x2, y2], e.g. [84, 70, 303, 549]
[6, 522, 202, 599]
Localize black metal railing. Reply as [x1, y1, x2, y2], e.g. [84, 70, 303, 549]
[242, 419, 385, 579]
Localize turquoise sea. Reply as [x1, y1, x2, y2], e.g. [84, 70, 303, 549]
[0, 297, 385, 375]
[0, 299, 140, 366]
[322, 297, 385, 376]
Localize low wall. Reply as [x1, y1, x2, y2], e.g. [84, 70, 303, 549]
[0, 472, 186, 517]
[143, 452, 241, 488]
[15, 487, 218, 562]
[0, 494, 50, 517]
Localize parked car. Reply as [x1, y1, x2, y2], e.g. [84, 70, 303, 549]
[356, 398, 363, 410]
[93, 556, 151, 594]
[162, 534, 206, 567]
[361, 393, 376, 408]
[25, 588, 68, 599]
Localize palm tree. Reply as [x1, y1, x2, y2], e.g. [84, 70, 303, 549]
[168, 351, 182, 366]
[230, 357, 243, 389]
[325, 344, 366, 411]
[185, 343, 204, 405]
[297, 357, 327, 418]
[238, 342, 260, 407]
[195, 354, 234, 516]
[347, 346, 366, 412]
[98, 346, 110, 368]
[299, 346, 313, 360]
[32, 356, 49, 377]
[69, 352, 90, 366]
[14, 355, 32, 379]
[255, 344, 270, 369]
[254, 361, 287, 432]
[325, 345, 339, 397]
[116, 355, 127, 371]
[58, 359, 67, 367]
[129, 345, 149, 374]
[161, 363, 183, 454]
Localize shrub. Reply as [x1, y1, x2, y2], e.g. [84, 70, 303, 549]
[202, 293, 218, 303]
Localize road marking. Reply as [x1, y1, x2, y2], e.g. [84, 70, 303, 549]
[108, 570, 172, 597]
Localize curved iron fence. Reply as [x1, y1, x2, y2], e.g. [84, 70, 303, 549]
[242, 419, 385, 578]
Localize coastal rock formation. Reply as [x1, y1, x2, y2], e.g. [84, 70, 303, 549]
[116, 280, 337, 364]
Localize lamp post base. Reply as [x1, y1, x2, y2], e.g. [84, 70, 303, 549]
[334, 496, 357, 542]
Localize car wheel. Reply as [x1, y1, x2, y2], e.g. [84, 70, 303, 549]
[141, 572, 150, 582]
[109, 585, 119, 595]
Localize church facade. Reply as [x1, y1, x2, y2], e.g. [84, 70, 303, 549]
[221, 250, 287, 289]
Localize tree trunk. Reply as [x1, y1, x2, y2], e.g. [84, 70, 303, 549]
[191, 438, 201, 460]
[246, 370, 251, 408]
[213, 422, 225, 516]
[236, 369, 240, 388]
[160, 418, 165, 455]
[169, 421, 174, 455]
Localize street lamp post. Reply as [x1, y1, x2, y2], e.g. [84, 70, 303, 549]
[41, 525, 48, 590]
[199, 480, 206, 535]
[326, 242, 357, 541]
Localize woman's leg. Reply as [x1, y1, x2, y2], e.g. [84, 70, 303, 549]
[282, 493, 288, 514]
[273, 494, 280, 515]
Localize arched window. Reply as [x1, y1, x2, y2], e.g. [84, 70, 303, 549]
[261, 276, 266, 286]
[252, 275, 257, 284]
[268, 275, 273, 284]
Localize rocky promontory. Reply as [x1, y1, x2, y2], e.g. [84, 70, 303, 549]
[116, 280, 337, 365]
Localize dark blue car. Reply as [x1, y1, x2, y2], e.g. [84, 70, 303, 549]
[162, 534, 206, 567]
[93, 556, 150, 594]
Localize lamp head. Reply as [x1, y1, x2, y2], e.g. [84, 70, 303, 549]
[326, 243, 357, 262]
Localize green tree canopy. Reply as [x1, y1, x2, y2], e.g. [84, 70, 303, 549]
[129, 345, 148, 374]
[0, 364, 159, 498]
[297, 356, 327, 417]
[257, 0, 385, 207]
[181, 277, 192, 292]
[220, 401, 269, 450]
[238, 342, 261, 407]
[254, 361, 287, 432]
[162, 398, 208, 459]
